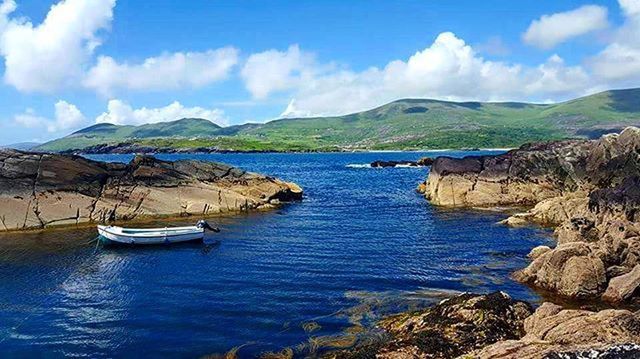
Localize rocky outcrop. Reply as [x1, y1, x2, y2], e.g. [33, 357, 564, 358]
[0, 149, 302, 231]
[422, 127, 640, 208]
[326, 293, 640, 359]
[371, 157, 434, 168]
[469, 302, 640, 358]
[421, 128, 640, 302]
[328, 292, 533, 359]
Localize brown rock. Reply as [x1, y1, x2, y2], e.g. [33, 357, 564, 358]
[602, 264, 640, 302]
[558, 255, 607, 298]
[527, 245, 551, 260]
[328, 292, 533, 359]
[499, 215, 529, 227]
[468, 302, 640, 358]
[516, 242, 607, 299]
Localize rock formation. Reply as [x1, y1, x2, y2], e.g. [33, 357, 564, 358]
[326, 293, 640, 359]
[469, 302, 640, 358]
[370, 157, 434, 168]
[327, 292, 533, 358]
[420, 127, 640, 303]
[0, 149, 302, 232]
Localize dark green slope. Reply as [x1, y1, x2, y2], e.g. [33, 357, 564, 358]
[37, 88, 640, 152]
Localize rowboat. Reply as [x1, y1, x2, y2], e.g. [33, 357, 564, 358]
[97, 220, 219, 245]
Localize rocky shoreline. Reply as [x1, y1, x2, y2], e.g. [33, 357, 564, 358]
[421, 127, 640, 303]
[58, 143, 298, 155]
[0, 149, 302, 232]
[327, 292, 640, 358]
[327, 128, 640, 358]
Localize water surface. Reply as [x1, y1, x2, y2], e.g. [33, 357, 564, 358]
[0, 151, 552, 357]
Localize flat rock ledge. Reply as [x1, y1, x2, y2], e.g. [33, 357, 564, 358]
[0, 149, 302, 232]
[326, 292, 640, 358]
[420, 127, 640, 303]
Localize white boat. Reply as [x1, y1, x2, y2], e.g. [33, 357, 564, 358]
[97, 220, 218, 245]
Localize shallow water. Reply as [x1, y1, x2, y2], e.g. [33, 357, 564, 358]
[0, 151, 552, 357]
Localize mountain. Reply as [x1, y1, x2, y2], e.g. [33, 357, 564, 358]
[37, 88, 640, 152]
[1, 142, 41, 151]
[38, 118, 225, 152]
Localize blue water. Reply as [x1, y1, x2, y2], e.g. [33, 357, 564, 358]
[0, 152, 552, 357]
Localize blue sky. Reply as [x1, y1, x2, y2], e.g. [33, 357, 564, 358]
[0, 0, 639, 145]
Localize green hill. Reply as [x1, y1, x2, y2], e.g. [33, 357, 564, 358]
[37, 88, 640, 152]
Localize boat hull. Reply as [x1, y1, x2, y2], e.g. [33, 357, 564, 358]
[97, 225, 205, 245]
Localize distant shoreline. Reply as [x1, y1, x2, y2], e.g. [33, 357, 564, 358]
[73, 147, 514, 156]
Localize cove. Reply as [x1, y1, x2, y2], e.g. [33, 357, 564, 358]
[0, 151, 552, 357]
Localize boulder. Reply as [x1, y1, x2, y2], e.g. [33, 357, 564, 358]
[602, 265, 640, 303]
[0, 150, 303, 231]
[515, 242, 607, 299]
[527, 245, 551, 260]
[499, 215, 529, 227]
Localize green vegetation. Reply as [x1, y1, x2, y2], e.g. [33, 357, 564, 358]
[36, 88, 640, 152]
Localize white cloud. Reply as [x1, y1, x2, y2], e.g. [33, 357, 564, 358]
[241, 45, 320, 99]
[95, 100, 227, 126]
[0, 0, 115, 92]
[84, 47, 239, 95]
[590, 0, 640, 83]
[524, 55, 590, 94]
[619, 0, 640, 16]
[274, 32, 591, 118]
[0, 0, 237, 96]
[14, 101, 85, 132]
[0, 0, 15, 35]
[523, 5, 608, 49]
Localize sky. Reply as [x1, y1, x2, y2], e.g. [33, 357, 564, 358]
[0, 0, 640, 145]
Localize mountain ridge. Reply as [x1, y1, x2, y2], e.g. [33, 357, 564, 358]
[37, 88, 640, 152]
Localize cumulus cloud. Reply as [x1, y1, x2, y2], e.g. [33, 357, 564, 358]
[241, 45, 320, 99]
[14, 101, 85, 132]
[523, 5, 609, 49]
[619, 0, 640, 16]
[274, 32, 590, 118]
[95, 100, 227, 126]
[84, 47, 239, 95]
[590, 0, 640, 83]
[0, 0, 115, 92]
[0, 0, 236, 95]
